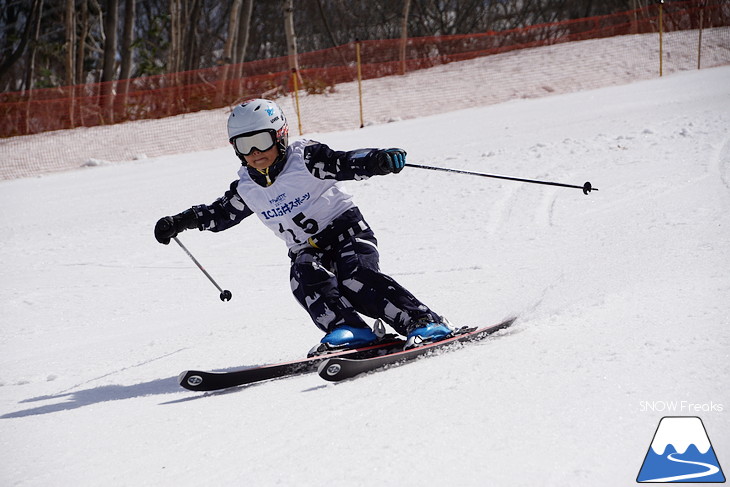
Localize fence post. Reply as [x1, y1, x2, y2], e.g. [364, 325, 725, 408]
[698, 1, 705, 70]
[68, 85, 76, 129]
[356, 41, 364, 128]
[658, 0, 664, 77]
[399, 0, 411, 75]
[291, 68, 303, 135]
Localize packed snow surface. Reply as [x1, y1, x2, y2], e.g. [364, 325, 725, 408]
[1, 63, 729, 486]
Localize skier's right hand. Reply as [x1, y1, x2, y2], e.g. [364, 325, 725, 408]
[154, 217, 177, 245]
[154, 209, 198, 244]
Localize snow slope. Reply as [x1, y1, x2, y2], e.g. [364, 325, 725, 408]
[1, 64, 729, 485]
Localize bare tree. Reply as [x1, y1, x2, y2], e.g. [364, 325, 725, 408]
[169, 0, 182, 73]
[314, 0, 352, 70]
[182, 0, 202, 71]
[0, 0, 44, 91]
[101, 0, 119, 122]
[115, 0, 136, 121]
[119, 0, 136, 81]
[236, 0, 254, 64]
[284, 0, 300, 73]
[76, 0, 89, 85]
[284, 0, 301, 87]
[0, 0, 688, 98]
[315, 0, 341, 48]
[224, 0, 243, 64]
[216, 0, 242, 104]
[231, 0, 254, 98]
[64, 0, 76, 126]
[101, 0, 119, 83]
[24, 0, 44, 91]
[65, 0, 76, 86]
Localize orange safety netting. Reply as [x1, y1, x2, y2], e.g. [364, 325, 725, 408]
[1, 0, 728, 139]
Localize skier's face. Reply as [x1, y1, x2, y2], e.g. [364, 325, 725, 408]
[244, 144, 279, 170]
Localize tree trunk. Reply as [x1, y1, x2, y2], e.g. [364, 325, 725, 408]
[232, 0, 253, 96]
[24, 0, 44, 133]
[182, 0, 202, 72]
[218, 0, 242, 104]
[168, 0, 182, 74]
[101, 0, 119, 83]
[65, 0, 76, 87]
[117, 0, 136, 121]
[101, 0, 119, 123]
[119, 0, 135, 81]
[24, 0, 45, 91]
[0, 0, 44, 89]
[76, 0, 88, 86]
[65, 0, 76, 126]
[235, 0, 253, 64]
[224, 0, 242, 64]
[284, 0, 301, 85]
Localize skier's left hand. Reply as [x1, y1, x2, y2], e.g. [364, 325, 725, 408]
[376, 148, 406, 174]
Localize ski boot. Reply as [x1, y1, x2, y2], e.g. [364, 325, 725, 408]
[307, 321, 384, 357]
[404, 317, 454, 349]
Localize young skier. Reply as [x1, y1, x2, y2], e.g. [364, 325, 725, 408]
[154, 98, 452, 352]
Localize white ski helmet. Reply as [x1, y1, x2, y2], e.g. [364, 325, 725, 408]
[227, 98, 289, 163]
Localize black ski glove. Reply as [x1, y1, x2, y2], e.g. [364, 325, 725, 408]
[154, 209, 199, 245]
[375, 148, 406, 175]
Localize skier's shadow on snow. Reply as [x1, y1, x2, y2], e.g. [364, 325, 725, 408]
[2, 365, 301, 418]
[1, 376, 183, 418]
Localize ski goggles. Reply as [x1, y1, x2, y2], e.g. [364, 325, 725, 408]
[232, 130, 276, 156]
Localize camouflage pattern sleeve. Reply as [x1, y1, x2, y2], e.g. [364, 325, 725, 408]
[302, 140, 387, 181]
[192, 180, 254, 232]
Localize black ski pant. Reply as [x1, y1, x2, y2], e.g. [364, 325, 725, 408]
[289, 228, 440, 336]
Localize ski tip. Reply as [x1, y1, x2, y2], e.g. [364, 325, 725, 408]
[489, 316, 518, 335]
[503, 316, 518, 327]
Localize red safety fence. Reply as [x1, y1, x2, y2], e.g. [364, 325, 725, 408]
[1, 0, 728, 139]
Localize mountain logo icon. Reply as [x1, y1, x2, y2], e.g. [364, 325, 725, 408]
[637, 416, 725, 483]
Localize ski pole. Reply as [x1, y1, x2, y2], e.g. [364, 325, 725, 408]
[405, 163, 597, 195]
[173, 237, 232, 301]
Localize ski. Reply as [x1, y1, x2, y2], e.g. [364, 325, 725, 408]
[178, 337, 405, 391]
[317, 317, 517, 382]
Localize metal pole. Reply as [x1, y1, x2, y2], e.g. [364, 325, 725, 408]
[658, 0, 664, 77]
[698, 2, 705, 70]
[291, 68, 303, 135]
[356, 41, 364, 128]
[173, 237, 232, 301]
[405, 163, 597, 195]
